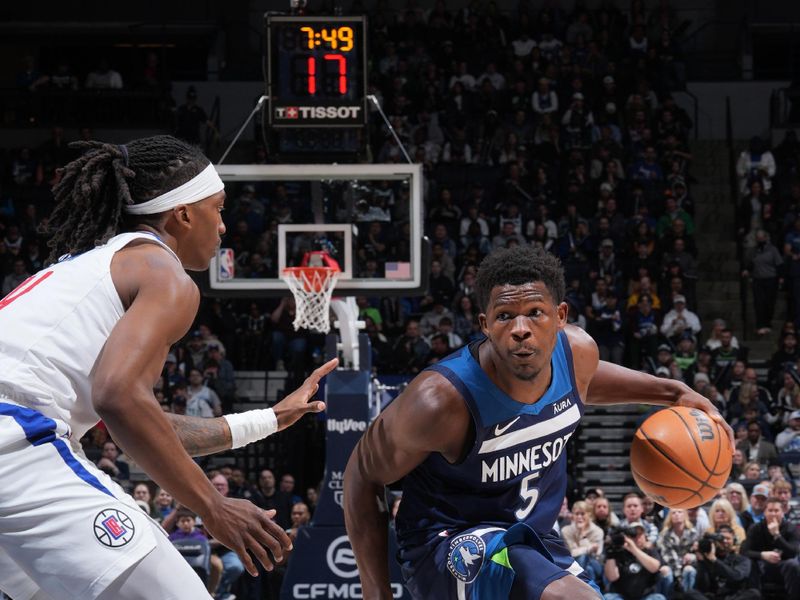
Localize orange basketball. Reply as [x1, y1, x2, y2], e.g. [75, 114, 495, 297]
[630, 406, 732, 509]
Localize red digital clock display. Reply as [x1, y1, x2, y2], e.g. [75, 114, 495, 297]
[267, 16, 367, 128]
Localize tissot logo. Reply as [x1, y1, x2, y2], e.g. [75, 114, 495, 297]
[275, 106, 362, 120]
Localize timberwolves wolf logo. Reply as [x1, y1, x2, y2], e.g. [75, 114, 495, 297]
[447, 534, 485, 583]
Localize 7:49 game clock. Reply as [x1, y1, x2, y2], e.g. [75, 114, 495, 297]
[266, 15, 367, 128]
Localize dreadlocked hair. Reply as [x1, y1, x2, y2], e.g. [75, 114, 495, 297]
[475, 245, 566, 311]
[46, 135, 209, 264]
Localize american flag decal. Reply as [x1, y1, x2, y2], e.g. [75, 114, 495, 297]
[385, 262, 411, 280]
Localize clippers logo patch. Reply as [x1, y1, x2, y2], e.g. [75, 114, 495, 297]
[447, 533, 485, 583]
[93, 508, 135, 548]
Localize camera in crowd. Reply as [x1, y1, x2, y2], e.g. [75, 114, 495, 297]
[697, 532, 725, 554]
[605, 525, 642, 552]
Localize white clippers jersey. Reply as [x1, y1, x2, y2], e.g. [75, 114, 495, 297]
[0, 232, 177, 440]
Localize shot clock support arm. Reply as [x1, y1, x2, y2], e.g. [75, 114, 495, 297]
[367, 94, 413, 164]
[218, 95, 269, 165]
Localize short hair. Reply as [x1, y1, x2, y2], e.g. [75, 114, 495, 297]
[475, 246, 565, 311]
[716, 523, 737, 544]
[593, 495, 610, 508]
[175, 508, 196, 521]
[766, 496, 784, 507]
[773, 480, 792, 493]
[572, 500, 590, 513]
[743, 461, 762, 475]
[431, 333, 449, 346]
[623, 492, 643, 503]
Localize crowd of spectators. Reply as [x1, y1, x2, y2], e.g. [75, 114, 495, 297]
[213, 0, 698, 380]
[541, 476, 800, 599]
[5, 50, 176, 128]
[6, 1, 800, 598]
[737, 129, 800, 341]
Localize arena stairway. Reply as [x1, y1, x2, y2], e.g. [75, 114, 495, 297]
[691, 139, 786, 360]
[573, 403, 649, 506]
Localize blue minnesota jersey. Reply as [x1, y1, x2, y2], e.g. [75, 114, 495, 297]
[396, 330, 584, 554]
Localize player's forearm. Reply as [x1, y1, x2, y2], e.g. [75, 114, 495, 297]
[95, 387, 221, 516]
[586, 360, 687, 406]
[343, 452, 393, 600]
[164, 413, 232, 456]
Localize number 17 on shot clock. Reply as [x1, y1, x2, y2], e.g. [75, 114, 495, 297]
[266, 15, 367, 128]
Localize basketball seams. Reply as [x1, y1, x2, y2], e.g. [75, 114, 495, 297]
[705, 420, 724, 484]
[667, 408, 729, 477]
[667, 408, 715, 475]
[637, 426, 717, 493]
[634, 408, 733, 508]
[630, 465, 704, 504]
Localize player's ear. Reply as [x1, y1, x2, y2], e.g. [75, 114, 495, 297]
[556, 301, 569, 325]
[478, 313, 488, 335]
[171, 205, 192, 228]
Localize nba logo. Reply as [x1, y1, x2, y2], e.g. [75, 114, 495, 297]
[218, 248, 235, 280]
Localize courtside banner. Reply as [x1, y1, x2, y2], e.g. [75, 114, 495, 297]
[314, 369, 371, 527]
[281, 526, 406, 599]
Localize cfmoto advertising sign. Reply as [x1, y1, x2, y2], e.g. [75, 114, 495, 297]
[282, 528, 405, 599]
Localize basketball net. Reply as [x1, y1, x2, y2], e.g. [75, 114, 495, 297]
[280, 251, 340, 334]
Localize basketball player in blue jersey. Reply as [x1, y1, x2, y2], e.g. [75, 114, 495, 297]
[344, 245, 733, 600]
[0, 136, 337, 600]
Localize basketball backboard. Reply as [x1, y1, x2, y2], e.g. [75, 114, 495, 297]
[205, 163, 428, 298]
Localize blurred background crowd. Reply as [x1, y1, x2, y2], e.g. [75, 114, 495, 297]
[5, 0, 800, 598]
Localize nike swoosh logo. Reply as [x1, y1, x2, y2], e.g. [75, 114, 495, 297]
[494, 417, 521, 436]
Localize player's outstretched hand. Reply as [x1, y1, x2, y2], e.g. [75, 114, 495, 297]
[202, 497, 291, 576]
[675, 388, 735, 452]
[274, 357, 338, 431]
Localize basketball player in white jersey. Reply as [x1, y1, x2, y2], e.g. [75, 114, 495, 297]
[0, 135, 338, 599]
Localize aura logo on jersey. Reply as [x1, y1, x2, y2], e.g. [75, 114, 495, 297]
[447, 533, 485, 583]
[326, 535, 359, 578]
[552, 398, 572, 414]
[93, 508, 135, 548]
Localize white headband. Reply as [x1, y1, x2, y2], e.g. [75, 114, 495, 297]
[123, 163, 225, 215]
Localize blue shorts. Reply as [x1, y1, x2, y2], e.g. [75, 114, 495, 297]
[400, 523, 603, 600]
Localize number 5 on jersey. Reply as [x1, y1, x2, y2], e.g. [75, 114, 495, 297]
[515, 472, 540, 520]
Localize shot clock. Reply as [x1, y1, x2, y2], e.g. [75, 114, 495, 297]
[266, 15, 367, 127]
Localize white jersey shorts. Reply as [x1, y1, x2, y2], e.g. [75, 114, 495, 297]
[0, 400, 206, 600]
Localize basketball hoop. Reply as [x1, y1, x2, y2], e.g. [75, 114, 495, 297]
[281, 266, 339, 334]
